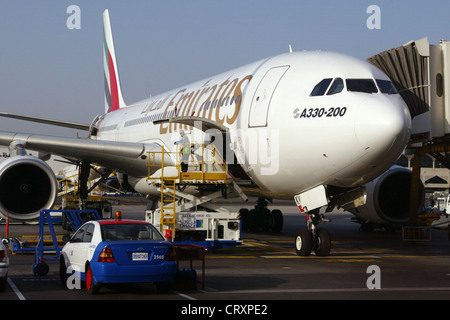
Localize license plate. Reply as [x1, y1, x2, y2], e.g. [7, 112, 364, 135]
[132, 252, 148, 261]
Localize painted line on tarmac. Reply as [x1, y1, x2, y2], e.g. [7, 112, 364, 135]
[173, 290, 197, 300]
[219, 240, 436, 260]
[260, 255, 381, 261]
[243, 241, 296, 255]
[208, 255, 258, 258]
[7, 278, 26, 300]
[208, 286, 450, 295]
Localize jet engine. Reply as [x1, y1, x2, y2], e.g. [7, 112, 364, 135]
[350, 166, 425, 228]
[0, 156, 58, 221]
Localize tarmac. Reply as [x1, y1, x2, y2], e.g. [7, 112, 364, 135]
[1, 195, 450, 308]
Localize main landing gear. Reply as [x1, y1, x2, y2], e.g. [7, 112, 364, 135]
[240, 198, 283, 233]
[295, 209, 331, 256]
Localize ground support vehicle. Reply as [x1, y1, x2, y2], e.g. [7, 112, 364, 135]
[60, 196, 112, 230]
[146, 144, 246, 250]
[58, 164, 114, 230]
[146, 208, 241, 251]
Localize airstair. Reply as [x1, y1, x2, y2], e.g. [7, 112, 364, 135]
[146, 143, 246, 250]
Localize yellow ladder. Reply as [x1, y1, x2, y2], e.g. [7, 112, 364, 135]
[160, 177, 177, 239]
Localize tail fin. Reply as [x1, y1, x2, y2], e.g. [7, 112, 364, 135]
[103, 9, 126, 113]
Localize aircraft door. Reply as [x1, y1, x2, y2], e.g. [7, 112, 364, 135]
[248, 66, 289, 127]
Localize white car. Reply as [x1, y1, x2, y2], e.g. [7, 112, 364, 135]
[60, 219, 177, 294]
[0, 240, 9, 292]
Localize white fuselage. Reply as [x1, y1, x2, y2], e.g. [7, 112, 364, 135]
[95, 51, 411, 198]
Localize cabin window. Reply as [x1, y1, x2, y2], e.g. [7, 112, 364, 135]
[346, 79, 378, 93]
[310, 78, 332, 96]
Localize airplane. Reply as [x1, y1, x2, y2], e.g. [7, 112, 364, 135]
[0, 9, 413, 256]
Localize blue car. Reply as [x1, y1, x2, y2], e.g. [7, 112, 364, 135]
[60, 219, 177, 294]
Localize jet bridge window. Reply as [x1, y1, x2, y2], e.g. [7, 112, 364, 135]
[346, 79, 378, 93]
[376, 79, 398, 94]
[310, 78, 332, 96]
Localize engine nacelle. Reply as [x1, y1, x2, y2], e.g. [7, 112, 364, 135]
[0, 156, 58, 221]
[350, 166, 424, 227]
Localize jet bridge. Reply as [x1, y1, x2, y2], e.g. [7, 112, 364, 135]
[367, 37, 450, 140]
[367, 38, 450, 239]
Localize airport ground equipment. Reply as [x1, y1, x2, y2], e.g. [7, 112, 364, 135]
[58, 166, 113, 230]
[172, 244, 205, 290]
[368, 38, 450, 241]
[146, 144, 245, 251]
[32, 209, 100, 276]
[11, 209, 101, 255]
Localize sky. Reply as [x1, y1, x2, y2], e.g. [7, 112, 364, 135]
[0, 0, 449, 137]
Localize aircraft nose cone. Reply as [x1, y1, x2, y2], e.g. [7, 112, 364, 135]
[355, 95, 411, 158]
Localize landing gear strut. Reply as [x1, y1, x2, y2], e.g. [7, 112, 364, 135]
[295, 209, 331, 256]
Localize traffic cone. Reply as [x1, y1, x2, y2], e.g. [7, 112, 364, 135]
[164, 229, 172, 242]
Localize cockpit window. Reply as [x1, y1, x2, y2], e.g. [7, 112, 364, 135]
[310, 78, 332, 96]
[376, 79, 398, 94]
[326, 78, 344, 95]
[346, 79, 378, 93]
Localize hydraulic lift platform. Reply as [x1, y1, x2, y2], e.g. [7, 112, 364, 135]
[146, 143, 247, 251]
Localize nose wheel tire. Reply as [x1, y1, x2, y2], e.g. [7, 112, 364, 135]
[313, 228, 331, 256]
[295, 229, 312, 256]
[295, 228, 331, 257]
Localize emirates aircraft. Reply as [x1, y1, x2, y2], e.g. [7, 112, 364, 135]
[0, 10, 412, 256]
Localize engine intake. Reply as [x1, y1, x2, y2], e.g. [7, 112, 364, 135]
[0, 156, 58, 221]
[351, 166, 425, 226]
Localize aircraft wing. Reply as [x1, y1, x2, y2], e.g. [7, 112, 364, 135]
[0, 131, 154, 177]
[0, 112, 90, 131]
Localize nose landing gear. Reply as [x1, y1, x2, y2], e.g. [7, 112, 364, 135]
[295, 209, 331, 256]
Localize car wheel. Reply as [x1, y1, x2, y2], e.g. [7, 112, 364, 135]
[59, 257, 68, 286]
[86, 265, 100, 295]
[0, 276, 7, 292]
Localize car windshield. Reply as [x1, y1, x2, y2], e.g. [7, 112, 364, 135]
[101, 223, 165, 241]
